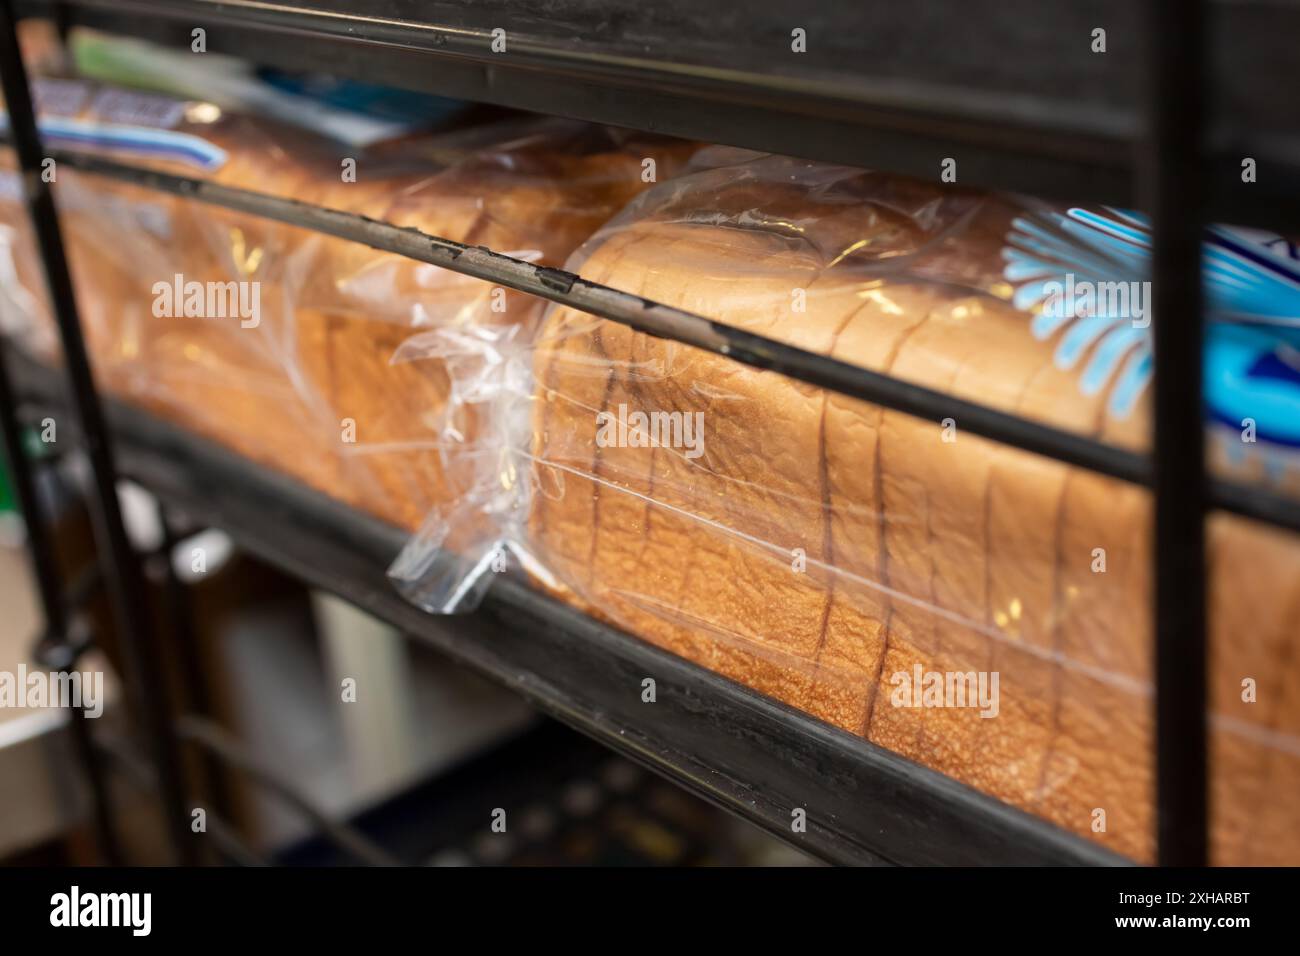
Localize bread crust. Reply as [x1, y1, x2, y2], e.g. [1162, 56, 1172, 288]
[528, 169, 1300, 864]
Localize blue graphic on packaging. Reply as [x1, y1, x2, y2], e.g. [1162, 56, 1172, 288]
[1003, 207, 1300, 453]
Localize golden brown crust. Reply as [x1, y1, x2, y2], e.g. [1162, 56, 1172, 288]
[529, 203, 1300, 865]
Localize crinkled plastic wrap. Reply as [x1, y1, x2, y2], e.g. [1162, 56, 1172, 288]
[0, 58, 695, 530]
[392, 147, 1300, 865]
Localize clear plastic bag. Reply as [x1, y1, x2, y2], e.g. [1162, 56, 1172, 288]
[391, 147, 1300, 864]
[0, 38, 695, 530]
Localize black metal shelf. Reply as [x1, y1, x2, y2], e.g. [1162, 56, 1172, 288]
[6, 345, 1129, 867]
[3, 0, 1285, 868]
[31, 0, 1300, 231]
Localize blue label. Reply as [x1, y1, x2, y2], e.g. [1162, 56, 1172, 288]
[1003, 207, 1300, 450]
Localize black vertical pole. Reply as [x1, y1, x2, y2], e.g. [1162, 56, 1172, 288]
[1143, 0, 1208, 865]
[0, 345, 122, 865]
[0, 0, 196, 864]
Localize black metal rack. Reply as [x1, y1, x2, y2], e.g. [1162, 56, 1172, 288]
[1, 0, 1293, 866]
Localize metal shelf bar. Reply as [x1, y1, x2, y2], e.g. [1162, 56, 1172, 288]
[31, 0, 1300, 232]
[5, 347, 1131, 866]
[0, 0, 195, 865]
[41, 149, 1300, 538]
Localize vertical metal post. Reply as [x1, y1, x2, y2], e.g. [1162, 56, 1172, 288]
[0, 345, 122, 864]
[0, 0, 196, 864]
[1143, 0, 1208, 865]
